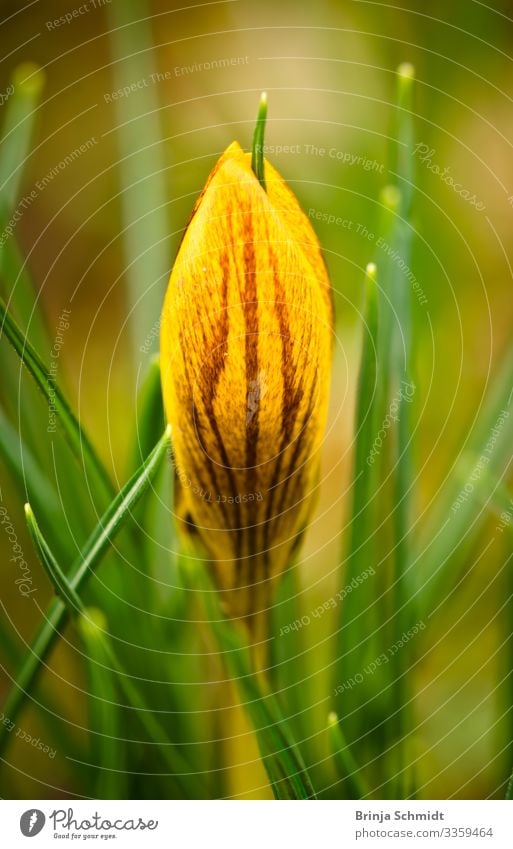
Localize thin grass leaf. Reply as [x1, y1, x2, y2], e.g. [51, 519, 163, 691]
[0, 407, 62, 522]
[251, 92, 268, 189]
[454, 453, 513, 521]
[395, 63, 415, 221]
[426, 454, 513, 799]
[506, 766, 513, 800]
[0, 599, 23, 667]
[24, 502, 205, 796]
[0, 63, 69, 505]
[497, 490, 513, 794]
[0, 62, 45, 209]
[91, 639, 203, 798]
[126, 354, 179, 612]
[0, 217, 88, 538]
[0, 235, 49, 355]
[0, 296, 113, 505]
[334, 65, 418, 797]
[213, 620, 313, 800]
[106, 0, 170, 362]
[129, 354, 165, 475]
[328, 711, 369, 799]
[182, 556, 316, 800]
[0, 427, 171, 757]
[375, 184, 401, 398]
[77, 608, 127, 799]
[412, 342, 513, 616]
[23, 514, 123, 791]
[0, 62, 49, 354]
[270, 565, 307, 738]
[350, 262, 379, 553]
[334, 263, 379, 718]
[388, 62, 417, 798]
[24, 503, 82, 611]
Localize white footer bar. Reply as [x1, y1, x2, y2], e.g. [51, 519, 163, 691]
[1, 799, 511, 848]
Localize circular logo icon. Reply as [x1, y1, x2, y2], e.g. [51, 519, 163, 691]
[20, 810, 46, 837]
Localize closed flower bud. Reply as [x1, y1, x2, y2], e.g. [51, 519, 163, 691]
[160, 140, 333, 620]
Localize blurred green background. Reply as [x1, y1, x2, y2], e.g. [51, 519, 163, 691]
[0, 0, 512, 800]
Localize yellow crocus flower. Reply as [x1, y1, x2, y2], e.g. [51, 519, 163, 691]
[160, 137, 333, 623]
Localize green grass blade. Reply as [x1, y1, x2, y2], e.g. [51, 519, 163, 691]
[127, 353, 172, 605]
[129, 354, 165, 475]
[24, 503, 82, 611]
[375, 184, 401, 406]
[94, 641, 202, 797]
[506, 766, 513, 800]
[0, 62, 45, 209]
[0, 235, 49, 355]
[0, 62, 49, 354]
[0, 427, 171, 757]
[270, 565, 310, 752]
[67, 424, 169, 594]
[183, 557, 316, 800]
[328, 711, 369, 799]
[395, 63, 415, 220]
[0, 596, 23, 667]
[251, 92, 268, 189]
[24, 502, 204, 796]
[0, 407, 94, 568]
[0, 296, 113, 504]
[334, 64, 418, 796]
[24, 511, 124, 794]
[334, 263, 379, 723]
[0, 62, 57, 485]
[106, 0, 170, 362]
[464, 462, 513, 520]
[351, 262, 379, 544]
[78, 608, 127, 799]
[230, 639, 312, 794]
[215, 623, 314, 799]
[0, 407, 61, 521]
[412, 342, 513, 615]
[388, 62, 417, 798]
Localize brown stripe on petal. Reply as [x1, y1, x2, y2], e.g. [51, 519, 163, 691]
[261, 251, 305, 569]
[241, 212, 260, 579]
[243, 216, 260, 469]
[180, 257, 243, 556]
[203, 410, 244, 557]
[177, 341, 233, 546]
[263, 366, 319, 570]
[275, 368, 319, 520]
[206, 253, 245, 557]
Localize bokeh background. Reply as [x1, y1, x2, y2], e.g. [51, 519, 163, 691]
[0, 0, 513, 800]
